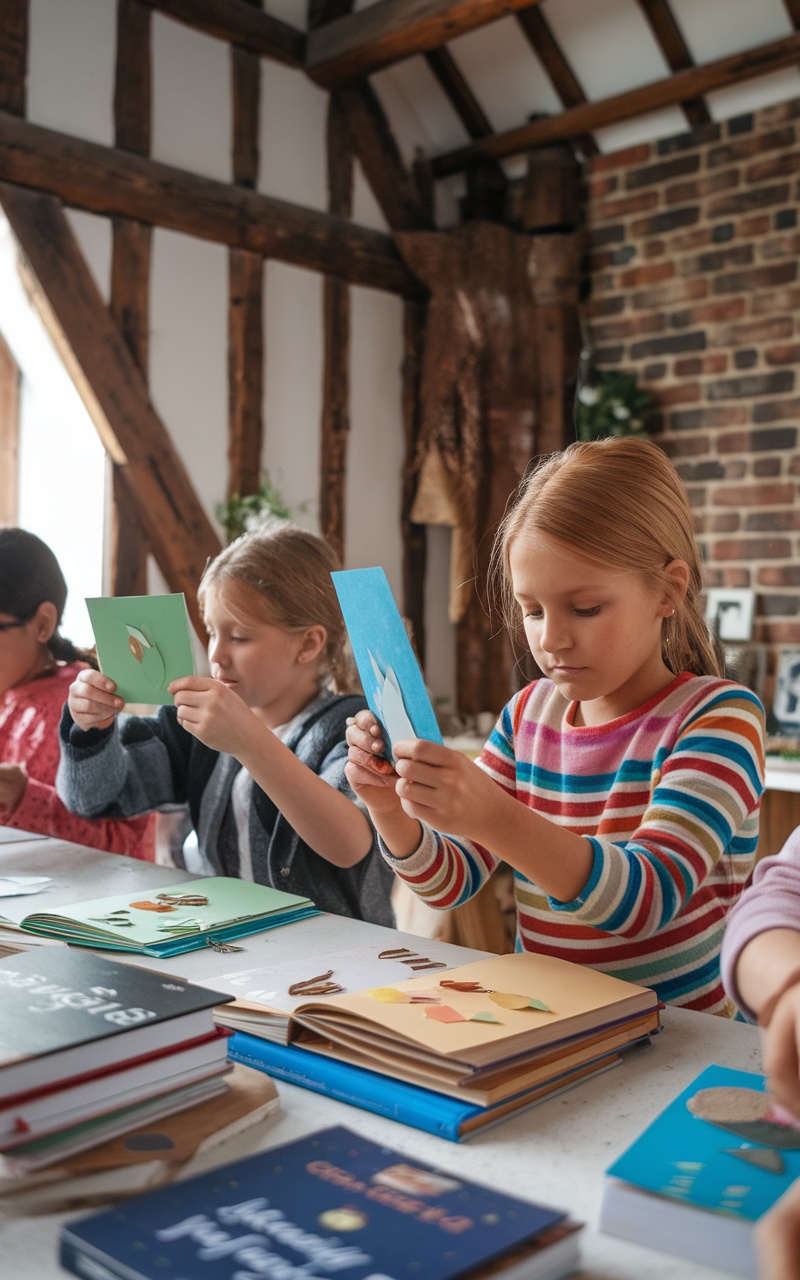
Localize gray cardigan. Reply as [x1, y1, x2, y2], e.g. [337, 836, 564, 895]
[57, 691, 394, 926]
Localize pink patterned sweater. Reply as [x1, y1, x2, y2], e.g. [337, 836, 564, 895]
[0, 662, 154, 858]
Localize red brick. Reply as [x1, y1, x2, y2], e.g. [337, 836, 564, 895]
[590, 143, 652, 174]
[632, 278, 707, 309]
[757, 622, 800, 644]
[706, 128, 796, 167]
[669, 228, 715, 253]
[745, 510, 800, 531]
[735, 214, 771, 237]
[713, 483, 796, 506]
[631, 207, 700, 237]
[591, 191, 660, 221]
[590, 313, 666, 342]
[642, 238, 667, 258]
[584, 295, 625, 318]
[587, 174, 618, 199]
[759, 232, 800, 260]
[674, 357, 702, 376]
[713, 537, 792, 559]
[751, 397, 800, 424]
[704, 354, 729, 374]
[723, 460, 748, 479]
[714, 262, 798, 294]
[672, 298, 747, 328]
[715, 316, 793, 345]
[720, 568, 753, 588]
[665, 170, 739, 205]
[746, 153, 800, 183]
[656, 382, 702, 406]
[758, 566, 800, 587]
[659, 436, 712, 458]
[709, 513, 741, 533]
[617, 262, 675, 288]
[765, 343, 800, 365]
[708, 185, 791, 218]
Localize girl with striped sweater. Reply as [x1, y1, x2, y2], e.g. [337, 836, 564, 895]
[346, 437, 765, 1015]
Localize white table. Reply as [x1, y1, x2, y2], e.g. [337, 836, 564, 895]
[0, 835, 765, 1279]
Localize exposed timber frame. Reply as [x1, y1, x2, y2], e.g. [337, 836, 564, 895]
[0, 111, 419, 295]
[136, 0, 305, 66]
[635, 0, 711, 128]
[0, 184, 221, 637]
[431, 30, 800, 174]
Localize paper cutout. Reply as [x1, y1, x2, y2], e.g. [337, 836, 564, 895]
[440, 980, 489, 993]
[378, 949, 415, 958]
[156, 893, 210, 907]
[368, 988, 412, 1003]
[331, 568, 443, 762]
[287, 970, 344, 997]
[205, 937, 245, 954]
[86, 593, 195, 706]
[687, 1086, 800, 1150]
[723, 1146, 786, 1175]
[129, 900, 175, 913]
[424, 1005, 467, 1023]
[490, 991, 552, 1012]
[470, 1011, 501, 1023]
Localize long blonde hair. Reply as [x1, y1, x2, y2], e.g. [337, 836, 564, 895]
[198, 525, 358, 693]
[490, 437, 722, 678]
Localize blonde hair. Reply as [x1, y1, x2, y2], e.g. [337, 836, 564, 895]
[490, 437, 722, 678]
[198, 525, 358, 693]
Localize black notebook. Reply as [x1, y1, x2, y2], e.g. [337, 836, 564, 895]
[0, 948, 231, 1100]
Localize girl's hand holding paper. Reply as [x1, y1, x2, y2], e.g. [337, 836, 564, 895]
[68, 668, 125, 732]
[170, 675, 259, 756]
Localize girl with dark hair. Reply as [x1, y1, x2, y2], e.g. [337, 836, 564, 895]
[0, 527, 154, 857]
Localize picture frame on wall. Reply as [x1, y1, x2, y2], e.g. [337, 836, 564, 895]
[773, 651, 800, 734]
[704, 588, 755, 643]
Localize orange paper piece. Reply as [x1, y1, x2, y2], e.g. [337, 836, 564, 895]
[129, 900, 175, 913]
[368, 987, 411, 1003]
[424, 1005, 467, 1023]
[489, 990, 551, 1012]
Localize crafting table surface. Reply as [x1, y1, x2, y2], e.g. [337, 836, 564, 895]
[0, 834, 764, 1280]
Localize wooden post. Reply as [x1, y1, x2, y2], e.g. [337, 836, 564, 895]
[401, 297, 428, 665]
[0, 0, 27, 116]
[111, 0, 152, 596]
[228, 0, 264, 505]
[319, 92, 353, 562]
[0, 332, 20, 525]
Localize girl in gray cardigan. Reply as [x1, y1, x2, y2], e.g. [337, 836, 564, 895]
[58, 526, 394, 926]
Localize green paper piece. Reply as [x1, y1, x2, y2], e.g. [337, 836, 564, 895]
[527, 998, 552, 1012]
[470, 1011, 501, 1023]
[86, 593, 195, 705]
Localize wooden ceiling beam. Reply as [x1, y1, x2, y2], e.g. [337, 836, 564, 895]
[337, 81, 433, 230]
[0, 110, 419, 296]
[424, 47, 492, 140]
[784, 0, 800, 28]
[636, 0, 711, 128]
[136, 0, 305, 67]
[431, 29, 800, 175]
[0, 183, 220, 635]
[0, 0, 27, 116]
[306, 0, 545, 89]
[515, 7, 598, 157]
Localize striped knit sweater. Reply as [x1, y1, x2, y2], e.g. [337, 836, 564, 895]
[383, 673, 765, 1016]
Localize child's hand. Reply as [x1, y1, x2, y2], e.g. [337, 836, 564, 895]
[345, 711, 403, 815]
[756, 1175, 800, 1280]
[763, 986, 800, 1120]
[0, 763, 27, 815]
[169, 676, 257, 755]
[69, 669, 124, 731]
[392, 738, 496, 837]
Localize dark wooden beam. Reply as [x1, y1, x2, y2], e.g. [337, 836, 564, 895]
[228, 0, 264, 504]
[515, 8, 598, 157]
[137, 0, 305, 68]
[432, 30, 800, 174]
[0, 184, 221, 635]
[306, 0, 545, 89]
[337, 81, 432, 230]
[424, 46, 492, 139]
[0, 110, 419, 295]
[636, 0, 711, 128]
[784, 0, 800, 28]
[319, 94, 353, 562]
[0, 0, 27, 116]
[111, 0, 153, 598]
[0, 332, 19, 526]
[401, 298, 428, 667]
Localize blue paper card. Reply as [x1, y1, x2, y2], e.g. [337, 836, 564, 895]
[332, 567, 443, 761]
[61, 1125, 566, 1280]
[607, 1064, 800, 1221]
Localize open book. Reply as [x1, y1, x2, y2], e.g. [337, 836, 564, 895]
[19, 877, 319, 957]
[288, 952, 660, 1106]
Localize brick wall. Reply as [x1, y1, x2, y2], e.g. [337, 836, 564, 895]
[584, 96, 800, 703]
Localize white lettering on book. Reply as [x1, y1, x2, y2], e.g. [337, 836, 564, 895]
[0, 970, 157, 1023]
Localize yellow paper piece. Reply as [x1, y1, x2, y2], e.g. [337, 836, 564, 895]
[368, 987, 411, 1003]
[489, 990, 551, 1012]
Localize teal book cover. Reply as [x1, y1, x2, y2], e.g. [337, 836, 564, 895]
[331, 567, 442, 762]
[85, 593, 195, 705]
[607, 1063, 800, 1221]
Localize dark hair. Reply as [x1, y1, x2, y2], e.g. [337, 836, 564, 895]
[0, 527, 96, 667]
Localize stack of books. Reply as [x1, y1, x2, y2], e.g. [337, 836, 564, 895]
[60, 1124, 584, 1280]
[600, 1063, 800, 1278]
[0, 948, 236, 1175]
[228, 951, 661, 1140]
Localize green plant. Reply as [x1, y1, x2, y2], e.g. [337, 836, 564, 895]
[574, 370, 652, 442]
[215, 473, 299, 544]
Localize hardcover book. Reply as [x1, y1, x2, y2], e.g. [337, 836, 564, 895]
[19, 875, 319, 956]
[600, 1063, 800, 1277]
[288, 951, 660, 1104]
[60, 1124, 582, 1280]
[0, 947, 231, 1099]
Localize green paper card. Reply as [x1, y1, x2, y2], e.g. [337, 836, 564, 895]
[85, 593, 196, 706]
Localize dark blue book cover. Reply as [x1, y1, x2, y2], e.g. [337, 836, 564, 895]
[61, 1124, 566, 1280]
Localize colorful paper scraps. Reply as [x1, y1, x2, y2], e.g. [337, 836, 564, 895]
[368, 987, 412, 1003]
[287, 970, 344, 998]
[129, 900, 175, 913]
[440, 980, 489, 993]
[489, 991, 552, 1013]
[470, 1011, 501, 1023]
[424, 1005, 467, 1023]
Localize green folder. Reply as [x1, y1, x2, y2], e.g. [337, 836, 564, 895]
[85, 593, 196, 705]
[20, 876, 320, 957]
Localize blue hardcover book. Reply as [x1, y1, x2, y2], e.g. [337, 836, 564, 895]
[600, 1063, 800, 1277]
[228, 1031, 621, 1142]
[331, 567, 442, 762]
[60, 1124, 574, 1280]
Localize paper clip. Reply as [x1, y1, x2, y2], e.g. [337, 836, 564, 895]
[206, 937, 244, 954]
